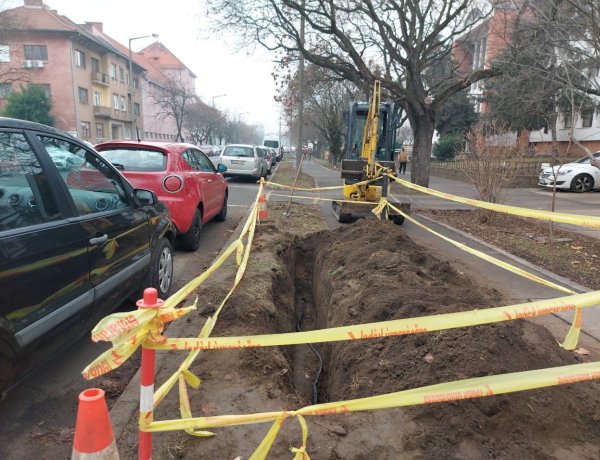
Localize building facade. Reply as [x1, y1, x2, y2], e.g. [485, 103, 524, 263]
[139, 42, 197, 142]
[452, 1, 600, 155]
[0, 0, 146, 143]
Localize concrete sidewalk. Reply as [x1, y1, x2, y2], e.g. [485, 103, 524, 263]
[295, 159, 600, 341]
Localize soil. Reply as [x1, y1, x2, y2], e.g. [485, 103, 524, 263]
[119, 219, 600, 459]
[417, 209, 600, 291]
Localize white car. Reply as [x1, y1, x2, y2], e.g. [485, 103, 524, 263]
[538, 152, 600, 192]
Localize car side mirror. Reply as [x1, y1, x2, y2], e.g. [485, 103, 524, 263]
[217, 163, 227, 173]
[134, 188, 156, 206]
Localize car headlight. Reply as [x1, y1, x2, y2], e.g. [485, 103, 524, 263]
[557, 169, 572, 176]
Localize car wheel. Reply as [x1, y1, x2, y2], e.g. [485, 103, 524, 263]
[180, 209, 202, 251]
[214, 194, 228, 222]
[570, 174, 593, 193]
[148, 238, 173, 298]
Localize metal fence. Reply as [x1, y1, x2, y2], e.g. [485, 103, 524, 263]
[430, 157, 579, 176]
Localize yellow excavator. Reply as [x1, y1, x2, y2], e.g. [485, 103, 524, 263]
[332, 80, 410, 224]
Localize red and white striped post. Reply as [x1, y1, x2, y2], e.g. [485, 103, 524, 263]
[136, 288, 164, 460]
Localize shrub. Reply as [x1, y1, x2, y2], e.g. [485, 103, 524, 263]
[432, 134, 461, 160]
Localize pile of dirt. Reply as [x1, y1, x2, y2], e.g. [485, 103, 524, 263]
[146, 219, 600, 460]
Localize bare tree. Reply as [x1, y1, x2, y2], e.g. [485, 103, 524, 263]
[0, 4, 30, 85]
[207, 0, 515, 186]
[279, 63, 357, 163]
[150, 73, 197, 142]
[463, 120, 527, 223]
[185, 101, 225, 145]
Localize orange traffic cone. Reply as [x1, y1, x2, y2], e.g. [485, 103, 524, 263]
[72, 388, 119, 459]
[258, 189, 269, 222]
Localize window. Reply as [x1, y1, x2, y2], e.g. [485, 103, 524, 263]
[581, 107, 594, 128]
[113, 94, 119, 110]
[0, 83, 12, 98]
[91, 57, 100, 73]
[93, 91, 101, 106]
[78, 87, 88, 104]
[0, 132, 61, 231]
[564, 113, 572, 129]
[133, 103, 140, 115]
[120, 96, 127, 111]
[124, 127, 132, 139]
[111, 124, 120, 139]
[193, 150, 216, 172]
[80, 121, 91, 138]
[133, 77, 139, 89]
[0, 45, 9, 62]
[24, 45, 48, 61]
[119, 67, 125, 82]
[182, 150, 201, 170]
[75, 50, 85, 68]
[110, 63, 117, 79]
[38, 135, 129, 215]
[31, 84, 51, 98]
[96, 123, 104, 139]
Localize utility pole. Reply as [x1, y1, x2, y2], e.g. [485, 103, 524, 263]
[296, 0, 305, 169]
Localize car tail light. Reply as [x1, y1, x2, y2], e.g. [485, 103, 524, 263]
[163, 175, 183, 193]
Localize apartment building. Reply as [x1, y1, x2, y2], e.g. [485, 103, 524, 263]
[452, 1, 600, 155]
[0, 0, 145, 143]
[139, 42, 197, 142]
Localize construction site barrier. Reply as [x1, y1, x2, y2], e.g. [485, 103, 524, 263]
[81, 167, 600, 459]
[72, 388, 119, 459]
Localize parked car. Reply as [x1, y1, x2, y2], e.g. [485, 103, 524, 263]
[0, 117, 176, 394]
[219, 144, 269, 180]
[95, 141, 228, 251]
[538, 152, 600, 192]
[267, 147, 278, 166]
[262, 147, 273, 175]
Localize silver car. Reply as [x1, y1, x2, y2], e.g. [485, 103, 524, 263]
[219, 144, 268, 179]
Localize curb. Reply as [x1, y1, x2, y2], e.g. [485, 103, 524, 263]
[110, 197, 257, 443]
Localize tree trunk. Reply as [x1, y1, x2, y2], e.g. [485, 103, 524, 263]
[409, 109, 435, 187]
[550, 112, 558, 159]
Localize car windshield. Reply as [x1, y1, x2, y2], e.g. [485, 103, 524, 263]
[223, 146, 254, 157]
[98, 148, 167, 171]
[574, 152, 600, 164]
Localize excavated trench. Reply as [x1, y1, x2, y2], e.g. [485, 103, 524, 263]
[264, 220, 600, 457]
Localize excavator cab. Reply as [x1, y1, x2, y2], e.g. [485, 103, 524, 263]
[332, 81, 410, 224]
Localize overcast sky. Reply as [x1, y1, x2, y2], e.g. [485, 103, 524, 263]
[37, 0, 282, 136]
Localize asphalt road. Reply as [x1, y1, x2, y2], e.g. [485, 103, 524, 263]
[0, 176, 260, 460]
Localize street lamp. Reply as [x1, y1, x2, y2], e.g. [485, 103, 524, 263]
[128, 33, 158, 139]
[211, 93, 226, 108]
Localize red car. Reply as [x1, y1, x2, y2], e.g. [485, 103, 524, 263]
[95, 141, 228, 251]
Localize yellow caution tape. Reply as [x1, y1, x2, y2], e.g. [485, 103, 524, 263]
[141, 360, 600, 460]
[384, 200, 582, 348]
[144, 291, 599, 352]
[83, 183, 262, 381]
[389, 174, 600, 229]
[267, 177, 378, 192]
[82, 303, 196, 379]
[152, 191, 260, 416]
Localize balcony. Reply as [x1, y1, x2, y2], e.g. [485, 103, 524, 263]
[91, 72, 110, 86]
[93, 105, 112, 118]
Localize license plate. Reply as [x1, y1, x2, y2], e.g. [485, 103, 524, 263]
[231, 160, 244, 165]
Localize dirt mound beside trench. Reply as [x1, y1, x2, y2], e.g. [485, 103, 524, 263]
[150, 220, 600, 460]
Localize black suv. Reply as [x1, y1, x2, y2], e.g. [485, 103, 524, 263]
[0, 118, 176, 393]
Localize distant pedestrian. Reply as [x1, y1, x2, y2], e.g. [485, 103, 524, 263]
[398, 148, 408, 175]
